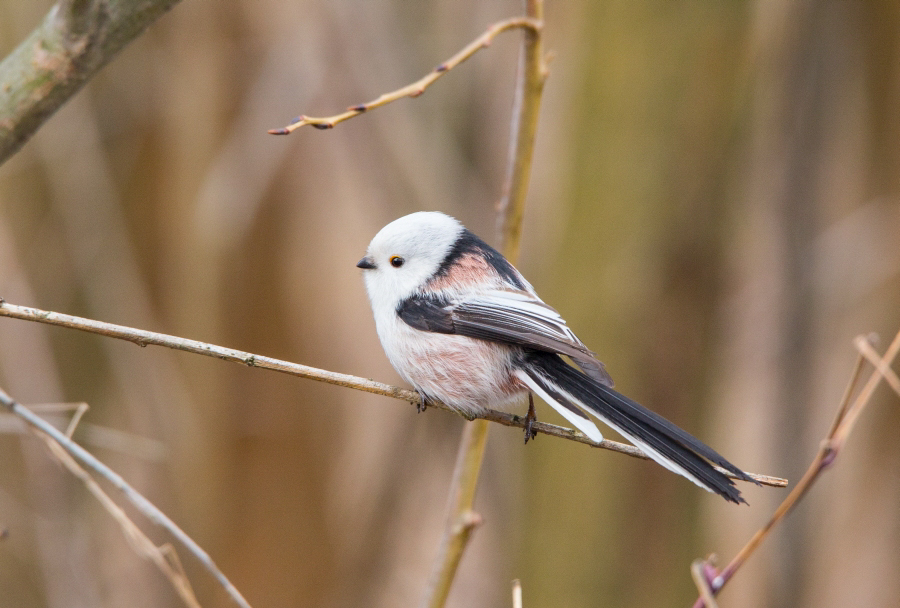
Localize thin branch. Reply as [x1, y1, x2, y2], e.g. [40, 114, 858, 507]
[0, 0, 183, 165]
[496, 0, 548, 261]
[855, 334, 900, 398]
[0, 405, 168, 461]
[830, 330, 900, 447]
[267, 17, 540, 135]
[422, 509, 484, 608]
[690, 559, 719, 608]
[692, 328, 900, 608]
[0, 299, 784, 487]
[423, 4, 547, 607]
[421, 422, 489, 608]
[0, 386, 253, 608]
[36, 429, 201, 608]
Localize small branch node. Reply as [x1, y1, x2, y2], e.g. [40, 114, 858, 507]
[819, 440, 839, 469]
[452, 510, 483, 534]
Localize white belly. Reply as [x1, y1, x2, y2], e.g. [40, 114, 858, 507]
[376, 313, 525, 415]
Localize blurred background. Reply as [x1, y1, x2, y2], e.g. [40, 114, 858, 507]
[1, 1, 899, 607]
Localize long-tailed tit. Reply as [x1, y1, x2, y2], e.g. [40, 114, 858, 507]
[357, 211, 753, 503]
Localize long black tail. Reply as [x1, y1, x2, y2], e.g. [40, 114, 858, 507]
[522, 351, 754, 504]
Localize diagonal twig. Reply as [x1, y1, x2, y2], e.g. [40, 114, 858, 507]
[854, 334, 900, 398]
[268, 17, 540, 135]
[691, 559, 719, 608]
[0, 299, 784, 487]
[36, 429, 202, 608]
[0, 386, 253, 608]
[692, 329, 900, 608]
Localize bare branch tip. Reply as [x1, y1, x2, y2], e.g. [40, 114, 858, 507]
[268, 128, 290, 135]
[854, 332, 879, 350]
[461, 510, 483, 528]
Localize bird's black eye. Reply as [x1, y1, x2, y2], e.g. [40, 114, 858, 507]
[390, 256, 405, 268]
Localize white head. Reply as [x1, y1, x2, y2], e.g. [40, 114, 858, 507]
[357, 211, 464, 309]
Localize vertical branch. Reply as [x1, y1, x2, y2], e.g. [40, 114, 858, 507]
[421, 424, 489, 608]
[422, 2, 548, 607]
[497, 0, 548, 259]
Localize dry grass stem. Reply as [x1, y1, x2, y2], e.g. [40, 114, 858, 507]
[0, 386, 253, 608]
[268, 17, 540, 135]
[692, 329, 900, 608]
[38, 430, 202, 608]
[0, 299, 784, 487]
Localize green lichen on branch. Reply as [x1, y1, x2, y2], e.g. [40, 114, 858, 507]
[0, 0, 183, 165]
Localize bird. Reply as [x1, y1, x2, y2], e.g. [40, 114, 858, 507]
[356, 211, 753, 503]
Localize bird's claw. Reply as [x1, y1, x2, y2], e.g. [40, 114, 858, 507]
[416, 390, 428, 413]
[524, 393, 538, 444]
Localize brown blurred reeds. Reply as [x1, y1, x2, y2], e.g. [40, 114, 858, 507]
[1, 1, 899, 607]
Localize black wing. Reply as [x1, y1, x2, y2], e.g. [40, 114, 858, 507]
[397, 290, 614, 386]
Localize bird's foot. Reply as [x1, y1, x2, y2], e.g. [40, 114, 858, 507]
[415, 389, 428, 413]
[524, 393, 538, 444]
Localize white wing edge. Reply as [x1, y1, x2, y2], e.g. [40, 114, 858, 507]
[518, 364, 714, 494]
[467, 291, 582, 343]
[515, 370, 603, 443]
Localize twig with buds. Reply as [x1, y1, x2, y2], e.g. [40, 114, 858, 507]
[691, 329, 900, 607]
[268, 17, 540, 135]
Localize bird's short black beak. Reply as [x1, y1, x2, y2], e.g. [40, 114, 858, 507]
[356, 256, 376, 270]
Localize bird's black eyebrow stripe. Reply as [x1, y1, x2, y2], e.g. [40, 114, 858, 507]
[434, 229, 526, 289]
